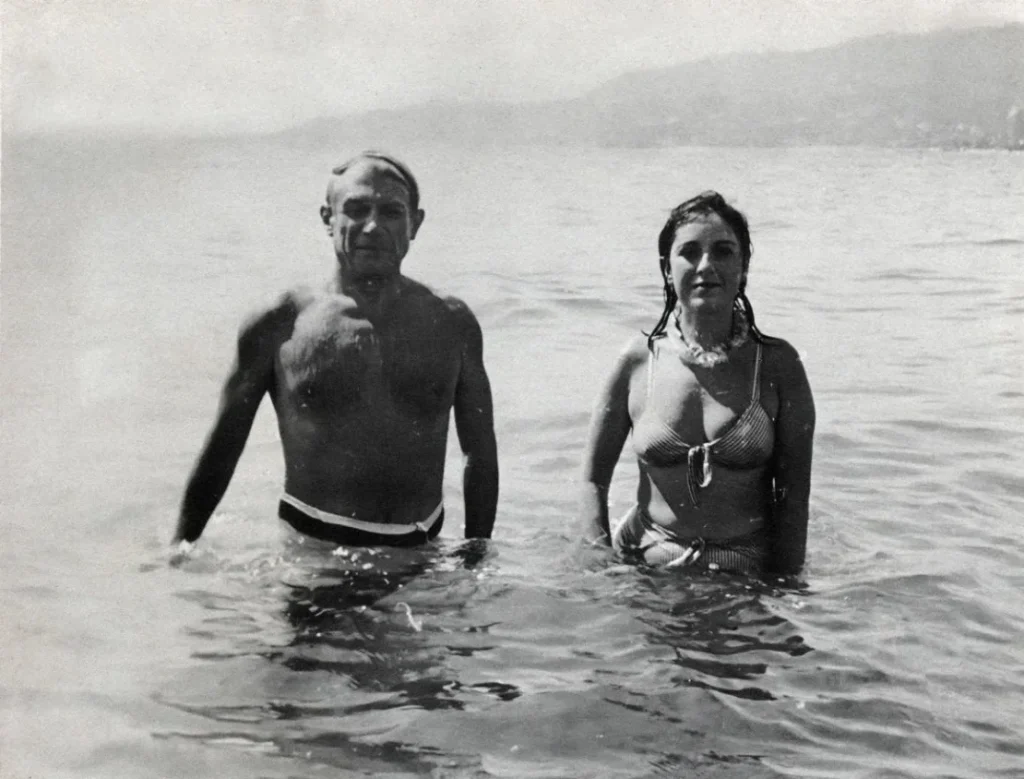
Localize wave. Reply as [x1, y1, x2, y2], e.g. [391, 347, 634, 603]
[908, 237, 1024, 249]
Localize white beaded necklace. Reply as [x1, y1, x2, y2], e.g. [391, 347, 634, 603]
[673, 306, 750, 368]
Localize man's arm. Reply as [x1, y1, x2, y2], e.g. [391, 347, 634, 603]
[450, 300, 498, 539]
[579, 339, 639, 545]
[173, 300, 291, 544]
[767, 339, 816, 575]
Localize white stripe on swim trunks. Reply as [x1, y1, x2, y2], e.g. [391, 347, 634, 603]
[281, 494, 443, 535]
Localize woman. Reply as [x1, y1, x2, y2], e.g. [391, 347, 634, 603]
[579, 192, 815, 577]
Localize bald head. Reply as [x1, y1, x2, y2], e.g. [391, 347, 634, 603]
[325, 151, 420, 213]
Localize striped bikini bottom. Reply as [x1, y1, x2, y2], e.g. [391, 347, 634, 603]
[611, 505, 765, 576]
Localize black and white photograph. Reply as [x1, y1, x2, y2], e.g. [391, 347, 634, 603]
[2, 1, 1023, 776]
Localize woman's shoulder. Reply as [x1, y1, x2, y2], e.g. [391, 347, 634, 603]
[757, 334, 811, 386]
[617, 333, 654, 368]
[758, 333, 799, 359]
[599, 334, 651, 388]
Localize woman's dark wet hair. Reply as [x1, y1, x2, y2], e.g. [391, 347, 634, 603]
[647, 190, 768, 347]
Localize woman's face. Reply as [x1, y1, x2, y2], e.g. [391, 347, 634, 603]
[665, 213, 745, 314]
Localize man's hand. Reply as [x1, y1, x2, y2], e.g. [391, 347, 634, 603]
[169, 539, 195, 567]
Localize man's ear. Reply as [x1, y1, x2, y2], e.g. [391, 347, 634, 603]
[320, 204, 332, 233]
[410, 208, 425, 240]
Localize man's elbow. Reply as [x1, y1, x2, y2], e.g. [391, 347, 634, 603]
[462, 441, 498, 470]
[464, 457, 499, 487]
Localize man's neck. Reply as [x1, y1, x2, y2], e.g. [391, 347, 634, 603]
[334, 271, 403, 318]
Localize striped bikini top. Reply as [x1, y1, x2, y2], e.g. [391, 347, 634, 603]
[632, 338, 774, 505]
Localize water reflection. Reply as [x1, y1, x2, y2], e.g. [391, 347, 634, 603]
[158, 539, 519, 774]
[620, 571, 813, 702]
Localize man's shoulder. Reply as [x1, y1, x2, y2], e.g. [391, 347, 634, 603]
[239, 286, 315, 341]
[440, 292, 477, 322]
[401, 278, 480, 328]
[440, 294, 483, 345]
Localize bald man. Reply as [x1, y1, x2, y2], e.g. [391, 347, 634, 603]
[173, 152, 498, 549]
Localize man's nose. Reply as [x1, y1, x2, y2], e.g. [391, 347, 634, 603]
[362, 209, 380, 232]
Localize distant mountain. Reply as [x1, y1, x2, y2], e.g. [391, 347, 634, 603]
[286, 99, 589, 148]
[287, 24, 1024, 149]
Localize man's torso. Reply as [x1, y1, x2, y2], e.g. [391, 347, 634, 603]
[268, 281, 465, 523]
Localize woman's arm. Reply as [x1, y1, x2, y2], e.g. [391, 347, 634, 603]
[579, 339, 643, 545]
[766, 339, 816, 575]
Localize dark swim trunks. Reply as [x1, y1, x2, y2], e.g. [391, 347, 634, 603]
[278, 493, 444, 547]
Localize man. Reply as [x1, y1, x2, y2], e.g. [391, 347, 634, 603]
[173, 152, 498, 550]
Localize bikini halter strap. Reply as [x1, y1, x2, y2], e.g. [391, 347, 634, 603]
[751, 341, 763, 403]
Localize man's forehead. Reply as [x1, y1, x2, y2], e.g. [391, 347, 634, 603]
[328, 160, 413, 205]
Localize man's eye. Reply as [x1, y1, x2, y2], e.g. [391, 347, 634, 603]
[380, 206, 404, 219]
[345, 204, 371, 218]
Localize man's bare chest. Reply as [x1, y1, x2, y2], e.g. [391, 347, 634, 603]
[276, 306, 460, 416]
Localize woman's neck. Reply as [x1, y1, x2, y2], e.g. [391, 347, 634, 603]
[671, 304, 750, 369]
[675, 305, 733, 350]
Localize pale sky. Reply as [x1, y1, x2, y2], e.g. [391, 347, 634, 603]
[4, 0, 1022, 133]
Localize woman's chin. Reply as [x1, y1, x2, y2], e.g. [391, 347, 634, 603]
[683, 294, 732, 313]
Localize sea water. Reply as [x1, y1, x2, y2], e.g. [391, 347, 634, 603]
[2, 136, 1022, 778]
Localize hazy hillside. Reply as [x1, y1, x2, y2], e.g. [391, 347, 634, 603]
[582, 23, 1024, 148]
[288, 24, 1024, 149]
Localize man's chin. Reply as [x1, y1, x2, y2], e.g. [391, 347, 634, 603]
[351, 270, 400, 287]
[346, 259, 398, 277]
